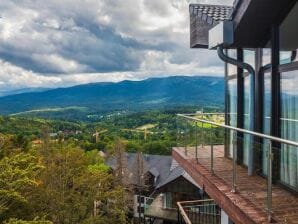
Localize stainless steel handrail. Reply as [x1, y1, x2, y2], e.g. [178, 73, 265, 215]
[177, 113, 298, 222]
[183, 113, 225, 116]
[177, 113, 298, 147]
[184, 113, 298, 123]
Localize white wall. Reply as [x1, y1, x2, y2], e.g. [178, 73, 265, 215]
[221, 209, 230, 224]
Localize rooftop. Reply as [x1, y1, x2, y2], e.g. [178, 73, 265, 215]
[107, 152, 190, 188]
[190, 1, 298, 49]
[189, 4, 233, 25]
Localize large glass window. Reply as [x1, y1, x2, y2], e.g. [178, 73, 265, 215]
[227, 79, 237, 158]
[243, 50, 255, 166]
[262, 49, 295, 65]
[243, 75, 250, 166]
[261, 50, 297, 177]
[262, 73, 271, 175]
[280, 70, 298, 190]
[164, 192, 172, 208]
[227, 50, 237, 76]
[226, 50, 238, 158]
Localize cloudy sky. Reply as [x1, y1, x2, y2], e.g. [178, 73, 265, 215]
[0, 0, 233, 91]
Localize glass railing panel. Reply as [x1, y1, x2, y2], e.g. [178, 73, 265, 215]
[279, 143, 298, 191]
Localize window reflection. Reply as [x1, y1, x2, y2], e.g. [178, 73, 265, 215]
[262, 73, 271, 175]
[243, 50, 255, 166]
[280, 71, 298, 189]
[227, 79, 237, 158]
[227, 49, 237, 76]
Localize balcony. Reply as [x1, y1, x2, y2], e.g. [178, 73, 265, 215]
[144, 195, 221, 224]
[177, 199, 221, 224]
[175, 113, 298, 224]
[144, 194, 178, 222]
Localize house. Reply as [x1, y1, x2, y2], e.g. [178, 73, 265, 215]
[173, 0, 298, 223]
[107, 152, 211, 223]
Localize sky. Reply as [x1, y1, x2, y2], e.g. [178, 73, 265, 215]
[0, 0, 233, 91]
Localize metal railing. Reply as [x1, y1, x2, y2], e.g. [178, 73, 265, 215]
[176, 113, 298, 223]
[178, 113, 298, 147]
[177, 199, 220, 224]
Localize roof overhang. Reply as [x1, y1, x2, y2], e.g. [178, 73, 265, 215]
[280, 2, 298, 51]
[190, 0, 298, 50]
[189, 4, 233, 48]
[208, 21, 234, 49]
[232, 0, 297, 49]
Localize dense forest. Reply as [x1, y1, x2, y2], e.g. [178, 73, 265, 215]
[0, 110, 179, 156]
[0, 108, 224, 223]
[0, 134, 128, 224]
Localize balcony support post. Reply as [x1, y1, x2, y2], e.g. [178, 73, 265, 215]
[210, 127, 214, 175]
[270, 24, 281, 183]
[177, 117, 180, 148]
[195, 122, 198, 162]
[267, 141, 273, 222]
[201, 113, 204, 149]
[184, 120, 187, 156]
[232, 130, 237, 193]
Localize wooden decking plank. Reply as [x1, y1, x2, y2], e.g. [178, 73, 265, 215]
[173, 147, 298, 224]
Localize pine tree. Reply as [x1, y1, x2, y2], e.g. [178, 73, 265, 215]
[130, 151, 149, 191]
[114, 139, 130, 186]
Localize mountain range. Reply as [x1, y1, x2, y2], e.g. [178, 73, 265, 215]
[0, 76, 224, 116]
[0, 87, 51, 97]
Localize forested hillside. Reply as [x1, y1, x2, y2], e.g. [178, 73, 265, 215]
[0, 76, 224, 115]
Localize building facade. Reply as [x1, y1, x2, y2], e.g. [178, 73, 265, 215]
[174, 0, 298, 223]
[190, 0, 298, 193]
[225, 48, 298, 191]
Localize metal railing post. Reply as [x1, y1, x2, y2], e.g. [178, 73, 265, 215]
[201, 113, 204, 149]
[232, 130, 237, 193]
[267, 140, 273, 222]
[177, 117, 180, 148]
[184, 120, 187, 156]
[210, 127, 214, 175]
[178, 207, 180, 223]
[195, 122, 198, 163]
[189, 121, 192, 156]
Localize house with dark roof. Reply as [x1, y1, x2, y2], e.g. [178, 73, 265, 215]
[107, 152, 205, 223]
[173, 0, 298, 224]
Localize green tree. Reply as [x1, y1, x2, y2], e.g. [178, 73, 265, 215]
[28, 144, 127, 224]
[4, 218, 52, 224]
[0, 152, 42, 221]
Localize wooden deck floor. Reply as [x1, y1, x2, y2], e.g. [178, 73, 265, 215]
[173, 146, 298, 224]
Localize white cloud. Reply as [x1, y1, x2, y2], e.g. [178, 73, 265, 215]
[0, 0, 231, 91]
[0, 60, 61, 90]
[31, 54, 89, 73]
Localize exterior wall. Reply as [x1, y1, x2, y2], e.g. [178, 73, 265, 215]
[134, 195, 152, 218]
[162, 177, 202, 208]
[221, 209, 234, 224]
[220, 210, 230, 224]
